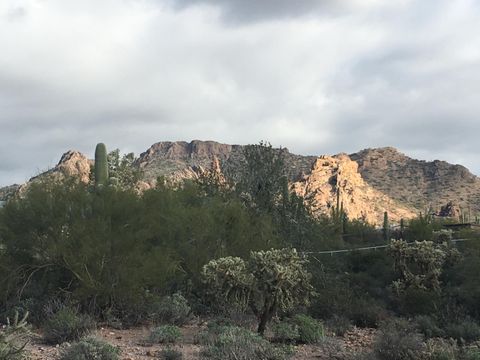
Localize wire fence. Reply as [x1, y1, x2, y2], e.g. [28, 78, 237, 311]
[301, 237, 479, 257]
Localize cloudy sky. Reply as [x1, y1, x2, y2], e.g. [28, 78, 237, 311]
[1, 0, 480, 186]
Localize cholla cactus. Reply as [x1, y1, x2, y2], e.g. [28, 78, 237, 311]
[389, 239, 460, 295]
[0, 311, 30, 360]
[202, 248, 314, 335]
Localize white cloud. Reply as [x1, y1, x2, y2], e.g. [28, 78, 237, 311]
[0, 0, 480, 185]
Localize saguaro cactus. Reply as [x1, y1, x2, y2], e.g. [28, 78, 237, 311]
[94, 143, 109, 188]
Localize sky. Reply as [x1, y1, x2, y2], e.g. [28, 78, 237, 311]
[1, 0, 480, 186]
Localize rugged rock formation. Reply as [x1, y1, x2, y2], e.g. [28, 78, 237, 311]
[436, 201, 462, 219]
[291, 154, 416, 224]
[350, 147, 480, 215]
[3, 140, 480, 226]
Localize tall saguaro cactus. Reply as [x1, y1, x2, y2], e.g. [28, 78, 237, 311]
[94, 143, 109, 188]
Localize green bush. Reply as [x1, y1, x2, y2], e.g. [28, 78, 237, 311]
[148, 325, 182, 344]
[374, 319, 425, 360]
[444, 319, 480, 344]
[271, 321, 300, 343]
[424, 338, 457, 360]
[200, 325, 292, 360]
[59, 337, 120, 360]
[150, 293, 191, 326]
[292, 315, 324, 344]
[160, 348, 183, 360]
[43, 308, 95, 345]
[461, 348, 480, 360]
[0, 312, 30, 360]
[415, 315, 444, 339]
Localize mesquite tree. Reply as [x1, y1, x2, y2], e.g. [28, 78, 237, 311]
[202, 248, 314, 335]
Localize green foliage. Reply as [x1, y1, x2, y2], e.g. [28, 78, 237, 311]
[0, 312, 30, 360]
[461, 348, 480, 360]
[148, 325, 182, 344]
[238, 141, 287, 214]
[200, 325, 292, 360]
[94, 143, 109, 189]
[415, 315, 444, 339]
[43, 307, 95, 345]
[148, 293, 191, 326]
[444, 319, 480, 344]
[374, 319, 426, 360]
[271, 321, 300, 344]
[107, 149, 142, 190]
[291, 314, 324, 344]
[424, 338, 457, 360]
[389, 239, 460, 295]
[202, 248, 314, 334]
[59, 337, 120, 360]
[160, 348, 183, 360]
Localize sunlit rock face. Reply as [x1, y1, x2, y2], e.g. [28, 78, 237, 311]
[3, 140, 480, 226]
[291, 154, 416, 225]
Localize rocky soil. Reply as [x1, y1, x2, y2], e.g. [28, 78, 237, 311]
[25, 325, 377, 360]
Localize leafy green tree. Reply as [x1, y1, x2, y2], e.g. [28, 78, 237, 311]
[238, 141, 287, 214]
[107, 149, 142, 190]
[202, 248, 314, 335]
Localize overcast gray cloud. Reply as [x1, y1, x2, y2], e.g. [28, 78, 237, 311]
[1, 0, 480, 186]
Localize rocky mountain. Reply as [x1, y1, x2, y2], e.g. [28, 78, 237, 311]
[2, 140, 479, 224]
[292, 154, 416, 224]
[135, 140, 317, 186]
[350, 147, 480, 218]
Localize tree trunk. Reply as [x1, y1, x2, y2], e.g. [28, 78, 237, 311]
[257, 309, 271, 335]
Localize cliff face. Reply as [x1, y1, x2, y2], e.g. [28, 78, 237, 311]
[350, 147, 480, 215]
[291, 154, 416, 224]
[3, 141, 479, 225]
[135, 140, 316, 186]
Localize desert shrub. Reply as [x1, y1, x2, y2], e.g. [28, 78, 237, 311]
[0, 312, 30, 360]
[398, 288, 441, 316]
[325, 315, 352, 337]
[317, 337, 345, 359]
[149, 293, 191, 326]
[271, 321, 300, 343]
[148, 325, 182, 344]
[59, 337, 120, 360]
[461, 348, 480, 360]
[348, 297, 388, 328]
[444, 319, 480, 344]
[424, 338, 457, 360]
[415, 315, 444, 339]
[194, 319, 234, 346]
[200, 325, 292, 360]
[374, 318, 425, 360]
[292, 315, 324, 344]
[159, 348, 183, 360]
[43, 308, 95, 345]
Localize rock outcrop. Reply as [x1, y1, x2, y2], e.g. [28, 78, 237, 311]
[292, 154, 416, 224]
[350, 147, 480, 215]
[4, 141, 480, 226]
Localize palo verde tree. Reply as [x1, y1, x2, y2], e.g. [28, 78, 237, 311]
[238, 141, 287, 214]
[202, 248, 314, 335]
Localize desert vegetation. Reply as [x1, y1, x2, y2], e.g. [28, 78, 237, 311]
[1, 142, 480, 359]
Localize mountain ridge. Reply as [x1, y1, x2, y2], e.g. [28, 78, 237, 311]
[1, 140, 478, 224]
